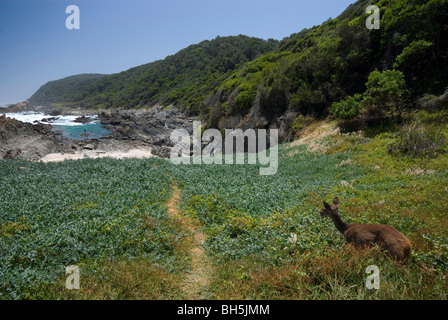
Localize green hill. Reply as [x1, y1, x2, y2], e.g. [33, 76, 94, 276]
[28, 74, 107, 106]
[29, 36, 278, 112]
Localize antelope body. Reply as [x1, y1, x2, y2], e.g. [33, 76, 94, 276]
[320, 197, 411, 261]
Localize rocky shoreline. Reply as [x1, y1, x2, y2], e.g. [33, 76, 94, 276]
[0, 114, 65, 161]
[97, 106, 194, 158]
[1, 101, 286, 162]
[0, 103, 193, 161]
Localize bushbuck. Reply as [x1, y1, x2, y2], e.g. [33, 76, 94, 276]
[320, 197, 411, 261]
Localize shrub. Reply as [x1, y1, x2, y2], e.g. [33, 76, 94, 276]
[387, 121, 446, 157]
[289, 114, 314, 134]
[331, 94, 363, 120]
[234, 90, 256, 111]
[394, 40, 433, 69]
[363, 70, 406, 117]
[333, 70, 407, 130]
[418, 87, 448, 111]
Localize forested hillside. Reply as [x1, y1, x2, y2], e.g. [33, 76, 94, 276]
[28, 74, 107, 106]
[206, 0, 448, 129]
[29, 36, 278, 112]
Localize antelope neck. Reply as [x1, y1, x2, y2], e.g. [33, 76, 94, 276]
[329, 210, 348, 234]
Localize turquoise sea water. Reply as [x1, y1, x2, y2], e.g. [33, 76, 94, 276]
[52, 122, 111, 140]
[4, 112, 111, 140]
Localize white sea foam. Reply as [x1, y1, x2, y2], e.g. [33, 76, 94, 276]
[4, 112, 99, 126]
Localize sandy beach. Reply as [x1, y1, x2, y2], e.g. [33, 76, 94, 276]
[40, 148, 155, 163]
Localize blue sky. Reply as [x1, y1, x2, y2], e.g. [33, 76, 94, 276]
[0, 0, 355, 105]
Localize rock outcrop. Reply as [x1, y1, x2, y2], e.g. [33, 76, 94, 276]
[2, 101, 34, 113]
[0, 114, 65, 161]
[74, 115, 93, 124]
[98, 106, 193, 158]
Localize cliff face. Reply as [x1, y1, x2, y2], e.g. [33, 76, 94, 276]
[0, 115, 63, 160]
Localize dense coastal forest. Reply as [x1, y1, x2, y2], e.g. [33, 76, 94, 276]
[28, 73, 107, 107]
[28, 36, 278, 113]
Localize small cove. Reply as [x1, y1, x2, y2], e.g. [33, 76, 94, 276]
[4, 111, 111, 140]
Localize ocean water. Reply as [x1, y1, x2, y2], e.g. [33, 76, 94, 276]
[4, 112, 111, 140]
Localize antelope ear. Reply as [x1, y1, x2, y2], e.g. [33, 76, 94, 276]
[323, 201, 332, 210]
[333, 197, 339, 208]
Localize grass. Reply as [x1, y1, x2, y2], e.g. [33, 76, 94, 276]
[0, 158, 189, 299]
[0, 110, 447, 299]
[25, 259, 186, 300]
[209, 246, 447, 300]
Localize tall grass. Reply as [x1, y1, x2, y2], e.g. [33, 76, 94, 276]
[388, 121, 446, 157]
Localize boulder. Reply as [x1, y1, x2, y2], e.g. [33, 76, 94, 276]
[3, 148, 22, 160]
[151, 145, 171, 158]
[83, 144, 95, 150]
[40, 117, 59, 123]
[74, 115, 93, 124]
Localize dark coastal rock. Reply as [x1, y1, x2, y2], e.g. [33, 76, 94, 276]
[74, 115, 93, 124]
[152, 134, 171, 146]
[0, 115, 64, 160]
[1, 106, 190, 161]
[80, 130, 91, 138]
[151, 145, 171, 158]
[97, 106, 192, 157]
[83, 144, 95, 150]
[65, 139, 101, 152]
[3, 101, 34, 113]
[40, 117, 59, 123]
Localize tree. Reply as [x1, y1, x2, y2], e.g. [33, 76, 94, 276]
[394, 40, 434, 82]
[363, 70, 406, 117]
[331, 70, 406, 121]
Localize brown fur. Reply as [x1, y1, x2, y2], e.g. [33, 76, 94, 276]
[320, 197, 412, 261]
